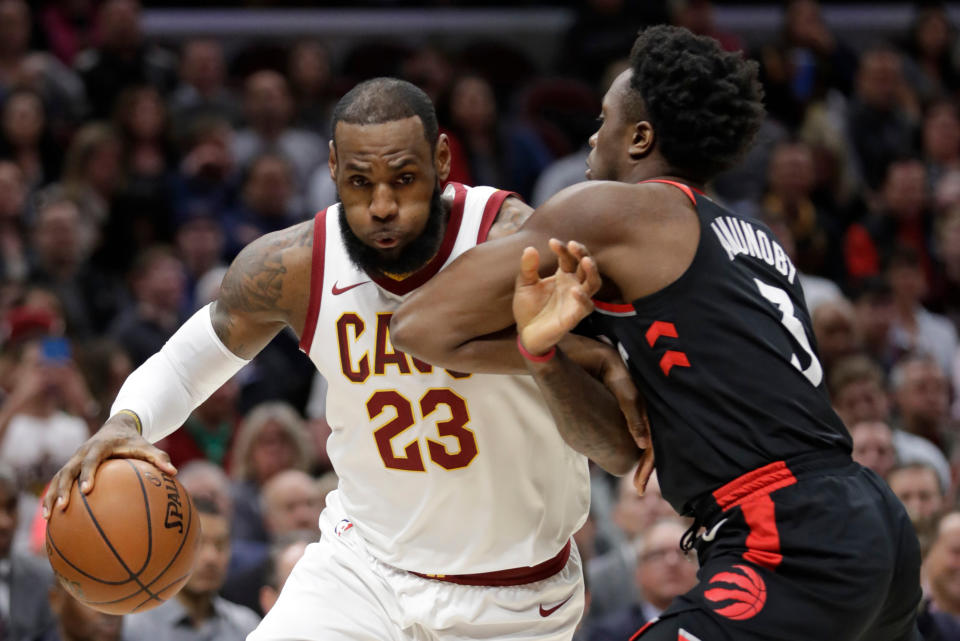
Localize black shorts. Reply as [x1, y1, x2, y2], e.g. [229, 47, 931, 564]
[632, 453, 922, 641]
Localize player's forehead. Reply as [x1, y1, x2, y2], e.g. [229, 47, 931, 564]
[334, 116, 432, 170]
[602, 70, 634, 113]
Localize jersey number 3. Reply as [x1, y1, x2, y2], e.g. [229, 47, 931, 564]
[368, 389, 478, 472]
[754, 279, 823, 387]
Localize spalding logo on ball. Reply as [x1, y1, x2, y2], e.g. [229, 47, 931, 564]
[46, 459, 201, 614]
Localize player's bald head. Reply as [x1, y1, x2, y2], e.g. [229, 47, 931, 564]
[331, 77, 439, 151]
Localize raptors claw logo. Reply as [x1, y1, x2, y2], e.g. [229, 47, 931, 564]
[704, 564, 767, 620]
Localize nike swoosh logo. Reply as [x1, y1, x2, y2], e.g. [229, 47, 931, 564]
[539, 596, 572, 617]
[700, 518, 728, 543]
[331, 280, 370, 295]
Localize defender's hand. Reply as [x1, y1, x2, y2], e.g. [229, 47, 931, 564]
[514, 239, 601, 355]
[42, 415, 176, 519]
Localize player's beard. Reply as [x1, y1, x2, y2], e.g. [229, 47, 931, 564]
[338, 186, 446, 276]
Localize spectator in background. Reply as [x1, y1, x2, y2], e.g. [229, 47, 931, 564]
[177, 460, 234, 521]
[851, 277, 899, 371]
[258, 531, 318, 615]
[829, 354, 950, 489]
[39, 0, 98, 68]
[174, 211, 226, 311]
[902, 5, 960, 104]
[921, 100, 960, 190]
[446, 73, 552, 201]
[74, 0, 177, 119]
[587, 517, 698, 641]
[891, 353, 955, 453]
[921, 511, 960, 640]
[0, 89, 62, 192]
[887, 462, 945, 530]
[27, 195, 124, 338]
[0, 464, 54, 640]
[0, 161, 28, 282]
[287, 41, 334, 137]
[887, 246, 958, 376]
[123, 498, 260, 641]
[811, 297, 861, 370]
[233, 70, 324, 195]
[229, 402, 314, 545]
[668, 0, 742, 53]
[42, 580, 125, 641]
[73, 339, 132, 427]
[845, 160, 934, 285]
[931, 207, 960, 332]
[224, 152, 302, 258]
[849, 420, 897, 479]
[156, 376, 240, 471]
[168, 39, 241, 146]
[171, 116, 240, 225]
[846, 47, 918, 193]
[108, 246, 186, 366]
[55, 122, 123, 233]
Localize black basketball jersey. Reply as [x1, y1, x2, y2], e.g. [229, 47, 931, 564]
[579, 180, 851, 516]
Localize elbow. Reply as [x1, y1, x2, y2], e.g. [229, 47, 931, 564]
[604, 445, 643, 477]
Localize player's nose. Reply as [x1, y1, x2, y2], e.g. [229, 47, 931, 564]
[369, 183, 399, 221]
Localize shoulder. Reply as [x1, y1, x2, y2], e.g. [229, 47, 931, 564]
[214, 597, 261, 631]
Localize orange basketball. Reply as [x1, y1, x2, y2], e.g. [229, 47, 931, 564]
[46, 459, 200, 614]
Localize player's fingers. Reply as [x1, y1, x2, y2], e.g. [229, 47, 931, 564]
[42, 466, 72, 518]
[634, 449, 656, 496]
[551, 238, 579, 274]
[50, 457, 82, 513]
[142, 447, 177, 476]
[580, 256, 602, 295]
[517, 247, 540, 287]
[77, 446, 107, 496]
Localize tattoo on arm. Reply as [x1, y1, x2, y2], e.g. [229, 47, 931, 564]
[488, 197, 535, 240]
[527, 350, 641, 475]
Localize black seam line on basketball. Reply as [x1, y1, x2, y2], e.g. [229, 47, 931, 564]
[79, 483, 162, 604]
[124, 459, 154, 576]
[81, 491, 195, 607]
[131, 570, 193, 613]
[46, 523, 132, 585]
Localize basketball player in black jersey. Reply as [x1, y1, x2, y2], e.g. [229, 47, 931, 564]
[393, 25, 922, 641]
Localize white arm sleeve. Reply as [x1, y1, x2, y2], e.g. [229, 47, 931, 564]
[110, 304, 250, 443]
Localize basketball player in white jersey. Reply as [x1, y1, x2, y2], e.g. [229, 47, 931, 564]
[42, 78, 644, 640]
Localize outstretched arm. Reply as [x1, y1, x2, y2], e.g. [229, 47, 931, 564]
[43, 221, 314, 516]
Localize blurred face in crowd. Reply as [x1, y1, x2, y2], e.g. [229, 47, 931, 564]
[250, 419, 299, 484]
[888, 465, 943, 522]
[811, 299, 860, 366]
[882, 160, 927, 220]
[854, 291, 894, 349]
[887, 260, 926, 308]
[124, 88, 166, 142]
[636, 519, 698, 611]
[289, 41, 331, 96]
[85, 138, 123, 196]
[135, 254, 185, 313]
[183, 511, 231, 597]
[176, 218, 224, 277]
[833, 375, 889, 427]
[924, 103, 960, 164]
[849, 421, 896, 478]
[0, 161, 25, 220]
[0, 480, 16, 558]
[927, 513, 960, 613]
[181, 40, 225, 94]
[259, 540, 310, 614]
[450, 76, 496, 135]
[856, 49, 904, 111]
[915, 8, 951, 59]
[0, 0, 30, 57]
[940, 212, 960, 274]
[894, 359, 950, 428]
[99, 0, 141, 52]
[33, 201, 84, 271]
[768, 142, 815, 201]
[179, 469, 232, 520]
[245, 71, 293, 133]
[262, 470, 323, 535]
[784, 0, 829, 48]
[2, 92, 45, 148]
[245, 155, 294, 218]
[613, 470, 675, 539]
[49, 583, 123, 641]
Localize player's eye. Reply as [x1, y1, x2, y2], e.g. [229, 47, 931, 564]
[397, 174, 415, 185]
[350, 176, 369, 188]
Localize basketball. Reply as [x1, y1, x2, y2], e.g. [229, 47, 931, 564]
[45, 459, 200, 615]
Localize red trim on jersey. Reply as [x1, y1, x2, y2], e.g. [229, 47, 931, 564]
[299, 208, 327, 354]
[476, 189, 518, 243]
[593, 299, 636, 313]
[411, 540, 571, 587]
[639, 179, 700, 205]
[369, 182, 468, 296]
[629, 620, 656, 640]
[712, 460, 798, 571]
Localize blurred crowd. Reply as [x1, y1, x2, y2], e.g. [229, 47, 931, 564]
[1, 0, 960, 639]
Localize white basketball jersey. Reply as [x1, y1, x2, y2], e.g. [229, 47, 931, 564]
[299, 183, 589, 574]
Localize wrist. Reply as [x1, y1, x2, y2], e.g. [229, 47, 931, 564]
[517, 335, 556, 363]
[110, 409, 143, 436]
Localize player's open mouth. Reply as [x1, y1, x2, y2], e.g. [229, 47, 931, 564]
[374, 237, 398, 248]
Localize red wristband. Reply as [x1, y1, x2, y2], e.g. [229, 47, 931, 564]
[517, 335, 556, 362]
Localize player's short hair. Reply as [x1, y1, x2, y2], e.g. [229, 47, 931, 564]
[626, 25, 765, 183]
[331, 77, 439, 151]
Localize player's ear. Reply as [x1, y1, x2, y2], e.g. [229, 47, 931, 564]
[628, 121, 655, 160]
[328, 139, 337, 181]
[435, 133, 451, 183]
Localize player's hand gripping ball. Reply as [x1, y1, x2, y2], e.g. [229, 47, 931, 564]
[46, 459, 200, 614]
